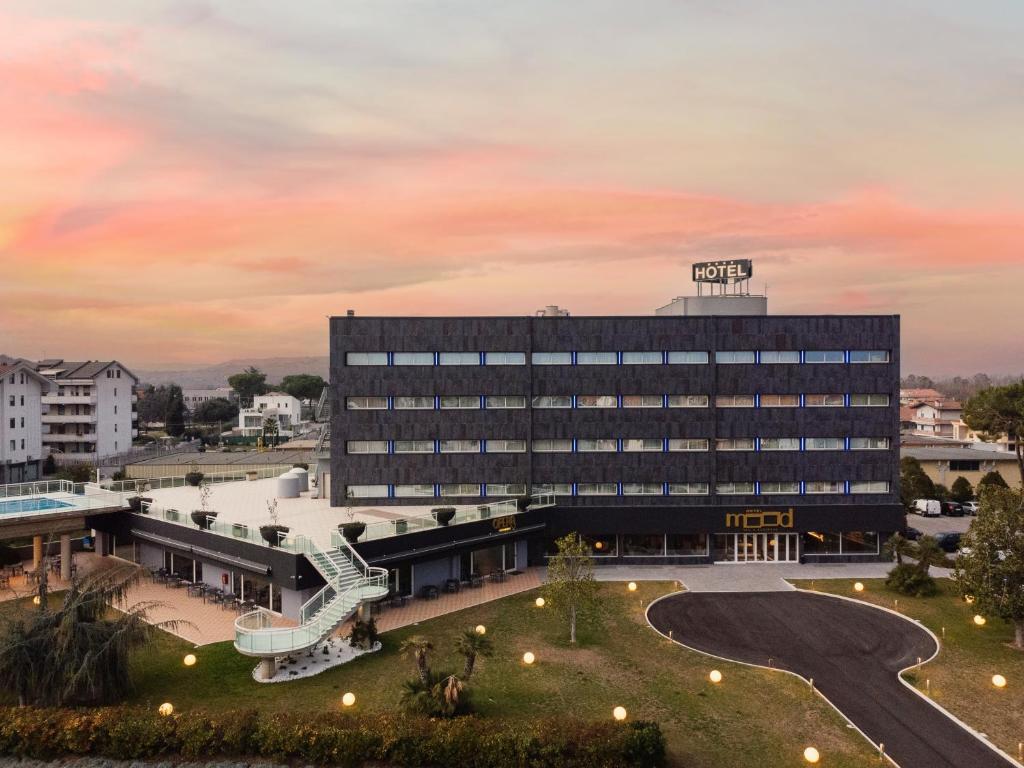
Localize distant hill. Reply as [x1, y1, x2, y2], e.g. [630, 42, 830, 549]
[135, 356, 329, 388]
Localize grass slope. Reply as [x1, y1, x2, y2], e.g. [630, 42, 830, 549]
[792, 577, 1024, 761]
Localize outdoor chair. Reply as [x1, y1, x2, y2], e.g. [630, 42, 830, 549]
[443, 578, 460, 594]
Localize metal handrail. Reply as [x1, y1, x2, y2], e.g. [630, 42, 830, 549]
[109, 465, 283, 494]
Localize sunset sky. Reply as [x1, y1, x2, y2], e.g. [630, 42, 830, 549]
[2, 1, 1022, 376]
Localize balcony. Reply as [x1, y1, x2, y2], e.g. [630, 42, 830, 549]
[42, 394, 97, 406]
[42, 413, 97, 424]
[43, 433, 96, 443]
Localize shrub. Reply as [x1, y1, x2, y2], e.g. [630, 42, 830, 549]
[0, 707, 666, 768]
[348, 617, 379, 650]
[886, 563, 938, 597]
[184, 471, 204, 487]
[400, 670, 472, 718]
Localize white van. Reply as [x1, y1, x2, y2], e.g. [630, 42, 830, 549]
[914, 499, 941, 517]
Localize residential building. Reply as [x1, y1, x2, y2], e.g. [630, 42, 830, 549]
[899, 387, 944, 406]
[951, 419, 1017, 454]
[238, 392, 303, 440]
[36, 360, 139, 462]
[907, 399, 962, 437]
[0, 360, 51, 483]
[183, 387, 235, 414]
[900, 445, 1019, 489]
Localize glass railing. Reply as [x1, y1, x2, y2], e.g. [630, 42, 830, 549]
[109, 465, 283, 494]
[0, 479, 129, 511]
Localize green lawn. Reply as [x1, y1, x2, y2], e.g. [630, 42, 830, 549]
[792, 577, 1024, 760]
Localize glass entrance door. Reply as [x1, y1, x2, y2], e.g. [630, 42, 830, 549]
[714, 533, 798, 563]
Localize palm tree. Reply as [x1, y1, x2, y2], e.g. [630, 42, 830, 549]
[883, 532, 915, 566]
[400, 635, 433, 686]
[454, 628, 493, 680]
[0, 564, 183, 706]
[914, 536, 947, 575]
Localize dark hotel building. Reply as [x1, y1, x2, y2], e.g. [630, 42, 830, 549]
[330, 277, 902, 568]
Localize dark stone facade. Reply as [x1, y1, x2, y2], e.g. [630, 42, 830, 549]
[329, 314, 902, 540]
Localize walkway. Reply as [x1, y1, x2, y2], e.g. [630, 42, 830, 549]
[648, 591, 1014, 768]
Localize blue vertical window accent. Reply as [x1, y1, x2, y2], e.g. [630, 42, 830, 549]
[571, 482, 578, 497]
[434, 483, 441, 497]
[434, 352, 440, 366]
[755, 351, 761, 364]
[662, 438, 669, 452]
[387, 485, 395, 499]
[387, 352, 394, 366]
[663, 482, 670, 496]
[480, 484, 487, 498]
[844, 393, 851, 407]
[844, 350, 851, 363]
[799, 481, 806, 495]
[480, 395, 486, 409]
[617, 394, 623, 408]
[755, 481, 761, 495]
[755, 393, 761, 407]
[387, 440, 394, 455]
[799, 438, 806, 452]
[844, 437, 851, 451]
[799, 350, 806, 364]
[572, 438, 578, 453]
[434, 439, 440, 454]
[617, 351, 623, 365]
[617, 481, 623, 496]
[662, 351, 668, 364]
[478, 352, 485, 366]
[844, 481, 851, 495]
[799, 393, 806, 408]
[434, 395, 441, 410]
[616, 438, 623, 452]
[571, 395, 578, 408]
[663, 394, 669, 408]
[480, 440, 487, 454]
[387, 396, 394, 410]
[571, 351, 577, 366]
[755, 438, 761, 452]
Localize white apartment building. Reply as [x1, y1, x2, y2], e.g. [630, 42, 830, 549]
[0, 360, 51, 483]
[238, 392, 303, 440]
[37, 360, 139, 463]
[183, 387, 236, 414]
[909, 399, 963, 437]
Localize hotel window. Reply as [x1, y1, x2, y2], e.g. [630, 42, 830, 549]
[716, 394, 755, 408]
[533, 439, 573, 453]
[486, 483, 526, 496]
[806, 481, 842, 494]
[760, 394, 799, 407]
[440, 396, 479, 409]
[805, 394, 845, 407]
[802, 531, 841, 555]
[667, 351, 709, 364]
[486, 395, 526, 409]
[576, 352, 617, 365]
[850, 481, 890, 493]
[622, 395, 663, 408]
[622, 533, 665, 555]
[532, 483, 573, 495]
[622, 351, 662, 365]
[667, 533, 709, 556]
[439, 439, 481, 453]
[346, 485, 388, 498]
[347, 440, 389, 454]
[668, 394, 709, 408]
[715, 351, 755, 364]
[716, 482, 755, 495]
[841, 531, 880, 554]
[393, 352, 435, 366]
[532, 395, 572, 409]
[668, 438, 709, 452]
[850, 437, 890, 450]
[760, 438, 800, 451]
[577, 395, 617, 408]
[394, 484, 436, 498]
[805, 350, 845, 364]
[622, 438, 664, 452]
[716, 438, 755, 451]
[850, 350, 890, 363]
[394, 396, 434, 410]
[438, 352, 479, 366]
[622, 483, 663, 496]
[393, 440, 435, 454]
[485, 351, 526, 366]
[577, 439, 617, 452]
[950, 460, 981, 471]
[532, 352, 572, 365]
[440, 484, 480, 497]
[806, 438, 844, 451]
[760, 481, 800, 494]
[346, 396, 388, 410]
[487, 439, 526, 453]
[346, 352, 388, 366]
[668, 482, 709, 495]
[759, 351, 800, 364]
[582, 534, 617, 556]
[577, 483, 618, 496]
[850, 393, 890, 406]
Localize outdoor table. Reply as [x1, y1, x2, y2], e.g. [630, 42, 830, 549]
[186, 583, 203, 597]
[203, 589, 220, 604]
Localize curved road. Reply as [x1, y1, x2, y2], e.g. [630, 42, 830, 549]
[647, 591, 1015, 768]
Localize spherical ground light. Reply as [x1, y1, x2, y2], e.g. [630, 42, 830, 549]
[803, 746, 820, 764]
[974, 615, 987, 626]
[158, 702, 174, 717]
[535, 597, 546, 608]
[183, 654, 197, 667]
[992, 674, 1007, 689]
[709, 669, 723, 684]
[612, 706, 627, 721]
[475, 624, 487, 635]
[342, 692, 356, 707]
[964, 595, 975, 604]
[627, 581, 638, 592]
[854, 582, 864, 592]
[523, 651, 536, 665]
[32, 596, 41, 605]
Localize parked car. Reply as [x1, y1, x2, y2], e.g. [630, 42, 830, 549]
[934, 532, 962, 553]
[941, 501, 965, 517]
[914, 499, 941, 517]
[962, 501, 979, 516]
[901, 526, 923, 541]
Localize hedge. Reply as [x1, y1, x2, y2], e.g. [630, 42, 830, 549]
[0, 708, 666, 768]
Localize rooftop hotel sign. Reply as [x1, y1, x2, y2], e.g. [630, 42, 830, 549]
[692, 259, 752, 284]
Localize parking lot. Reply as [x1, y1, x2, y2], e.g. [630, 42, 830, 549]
[906, 511, 972, 537]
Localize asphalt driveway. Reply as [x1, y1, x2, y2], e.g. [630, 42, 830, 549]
[647, 591, 1014, 768]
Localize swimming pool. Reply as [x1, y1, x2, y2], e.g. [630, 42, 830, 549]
[0, 497, 74, 515]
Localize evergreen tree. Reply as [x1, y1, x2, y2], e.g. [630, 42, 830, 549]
[900, 456, 936, 508]
[950, 476, 974, 503]
[164, 385, 186, 437]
